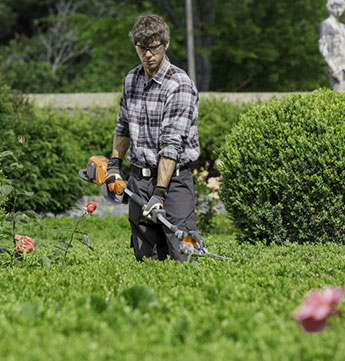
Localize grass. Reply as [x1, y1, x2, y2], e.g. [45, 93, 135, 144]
[1, 215, 345, 361]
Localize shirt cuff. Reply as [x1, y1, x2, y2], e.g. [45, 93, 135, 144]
[158, 146, 178, 160]
[114, 127, 129, 137]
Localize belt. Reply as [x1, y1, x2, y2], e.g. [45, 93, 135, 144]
[130, 164, 189, 178]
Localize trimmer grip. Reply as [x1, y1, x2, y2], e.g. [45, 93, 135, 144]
[129, 192, 147, 208]
[107, 179, 128, 195]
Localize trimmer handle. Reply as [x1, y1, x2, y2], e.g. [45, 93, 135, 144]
[123, 187, 147, 208]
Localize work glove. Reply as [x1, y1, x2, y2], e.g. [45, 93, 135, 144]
[143, 186, 167, 218]
[106, 157, 126, 181]
[106, 157, 127, 203]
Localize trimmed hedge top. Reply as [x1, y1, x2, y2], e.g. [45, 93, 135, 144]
[219, 88, 345, 245]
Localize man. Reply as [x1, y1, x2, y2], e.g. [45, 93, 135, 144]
[107, 14, 200, 262]
[319, 0, 345, 92]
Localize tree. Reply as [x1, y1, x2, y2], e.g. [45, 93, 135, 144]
[211, 0, 328, 91]
[35, 0, 90, 75]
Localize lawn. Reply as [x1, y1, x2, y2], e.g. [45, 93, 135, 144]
[1, 215, 345, 361]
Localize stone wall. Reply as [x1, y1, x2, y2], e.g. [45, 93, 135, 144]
[25, 91, 311, 108]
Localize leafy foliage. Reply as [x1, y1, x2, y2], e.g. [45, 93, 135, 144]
[0, 82, 247, 213]
[1, 216, 345, 360]
[197, 98, 247, 169]
[212, 0, 328, 91]
[219, 88, 345, 245]
[0, 0, 336, 92]
[0, 163, 7, 236]
[0, 84, 84, 214]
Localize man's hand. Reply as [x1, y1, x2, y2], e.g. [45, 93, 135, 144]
[143, 187, 167, 218]
[106, 157, 125, 180]
[106, 157, 127, 203]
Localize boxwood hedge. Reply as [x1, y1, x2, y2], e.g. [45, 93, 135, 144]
[219, 88, 345, 245]
[197, 98, 247, 169]
[0, 85, 84, 214]
[0, 85, 246, 213]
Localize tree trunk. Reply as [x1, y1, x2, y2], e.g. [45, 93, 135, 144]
[193, 0, 216, 91]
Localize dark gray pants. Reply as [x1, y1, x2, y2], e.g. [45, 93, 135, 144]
[128, 167, 197, 262]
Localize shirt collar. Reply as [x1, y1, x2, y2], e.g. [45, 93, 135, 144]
[152, 57, 170, 85]
[136, 56, 170, 85]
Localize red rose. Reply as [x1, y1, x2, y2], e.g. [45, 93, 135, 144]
[87, 201, 97, 213]
[15, 235, 35, 254]
[18, 136, 25, 144]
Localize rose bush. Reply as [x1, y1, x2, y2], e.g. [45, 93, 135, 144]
[193, 163, 221, 233]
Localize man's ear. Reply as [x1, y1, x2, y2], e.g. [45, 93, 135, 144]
[165, 40, 170, 51]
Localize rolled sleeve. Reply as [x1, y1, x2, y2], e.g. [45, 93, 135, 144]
[159, 84, 197, 160]
[114, 88, 130, 137]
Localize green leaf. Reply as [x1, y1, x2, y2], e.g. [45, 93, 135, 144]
[52, 250, 61, 258]
[0, 151, 15, 159]
[17, 218, 28, 225]
[41, 255, 51, 270]
[1, 184, 14, 196]
[0, 228, 12, 236]
[10, 162, 24, 169]
[16, 191, 34, 197]
[23, 210, 38, 219]
[59, 240, 72, 249]
[0, 178, 12, 185]
[79, 234, 94, 250]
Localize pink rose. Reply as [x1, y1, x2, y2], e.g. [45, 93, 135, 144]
[15, 235, 35, 254]
[293, 286, 345, 333]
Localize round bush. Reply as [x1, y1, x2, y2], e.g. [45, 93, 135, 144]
[219, 88, 345, 245]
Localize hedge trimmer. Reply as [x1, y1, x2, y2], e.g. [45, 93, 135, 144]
[79, 156, 230, 261]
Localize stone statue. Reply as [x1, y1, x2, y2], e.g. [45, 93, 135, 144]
[319, 0, 345, 91]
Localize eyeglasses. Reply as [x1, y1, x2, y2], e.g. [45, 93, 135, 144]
[135, 43, 164, 54]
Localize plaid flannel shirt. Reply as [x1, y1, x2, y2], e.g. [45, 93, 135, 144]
[114, 58, 200, 168]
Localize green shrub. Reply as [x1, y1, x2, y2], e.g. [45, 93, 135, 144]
[219, 88, 345, 245]
[45, 106, 120, 195]
[50, 107, 118, 163]
[197, 98, 247, 170]
[0, 85, 84, 214]
[0, 164, 7, 235]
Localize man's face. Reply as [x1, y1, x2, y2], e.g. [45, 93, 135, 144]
[135, 39, 169, 79]
[328, 1, 345, 17]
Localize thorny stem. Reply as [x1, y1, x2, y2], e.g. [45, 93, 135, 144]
[11, 144, 22, 247]
[63, 211, 87, 259]
[11, 189, 17, 247]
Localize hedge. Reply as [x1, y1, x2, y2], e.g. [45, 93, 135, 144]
[0, 85, 84, 214]
[197, 98, 247, 169]
[219, 88, 345, 245]
[0, 84, 246, 213]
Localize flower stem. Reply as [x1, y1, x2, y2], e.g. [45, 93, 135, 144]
[63, 212, 87, 259]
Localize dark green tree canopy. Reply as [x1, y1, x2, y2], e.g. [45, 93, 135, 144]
[0, 0, 334, 92]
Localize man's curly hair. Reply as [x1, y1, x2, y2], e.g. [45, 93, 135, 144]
[129, 14, 170, 45]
